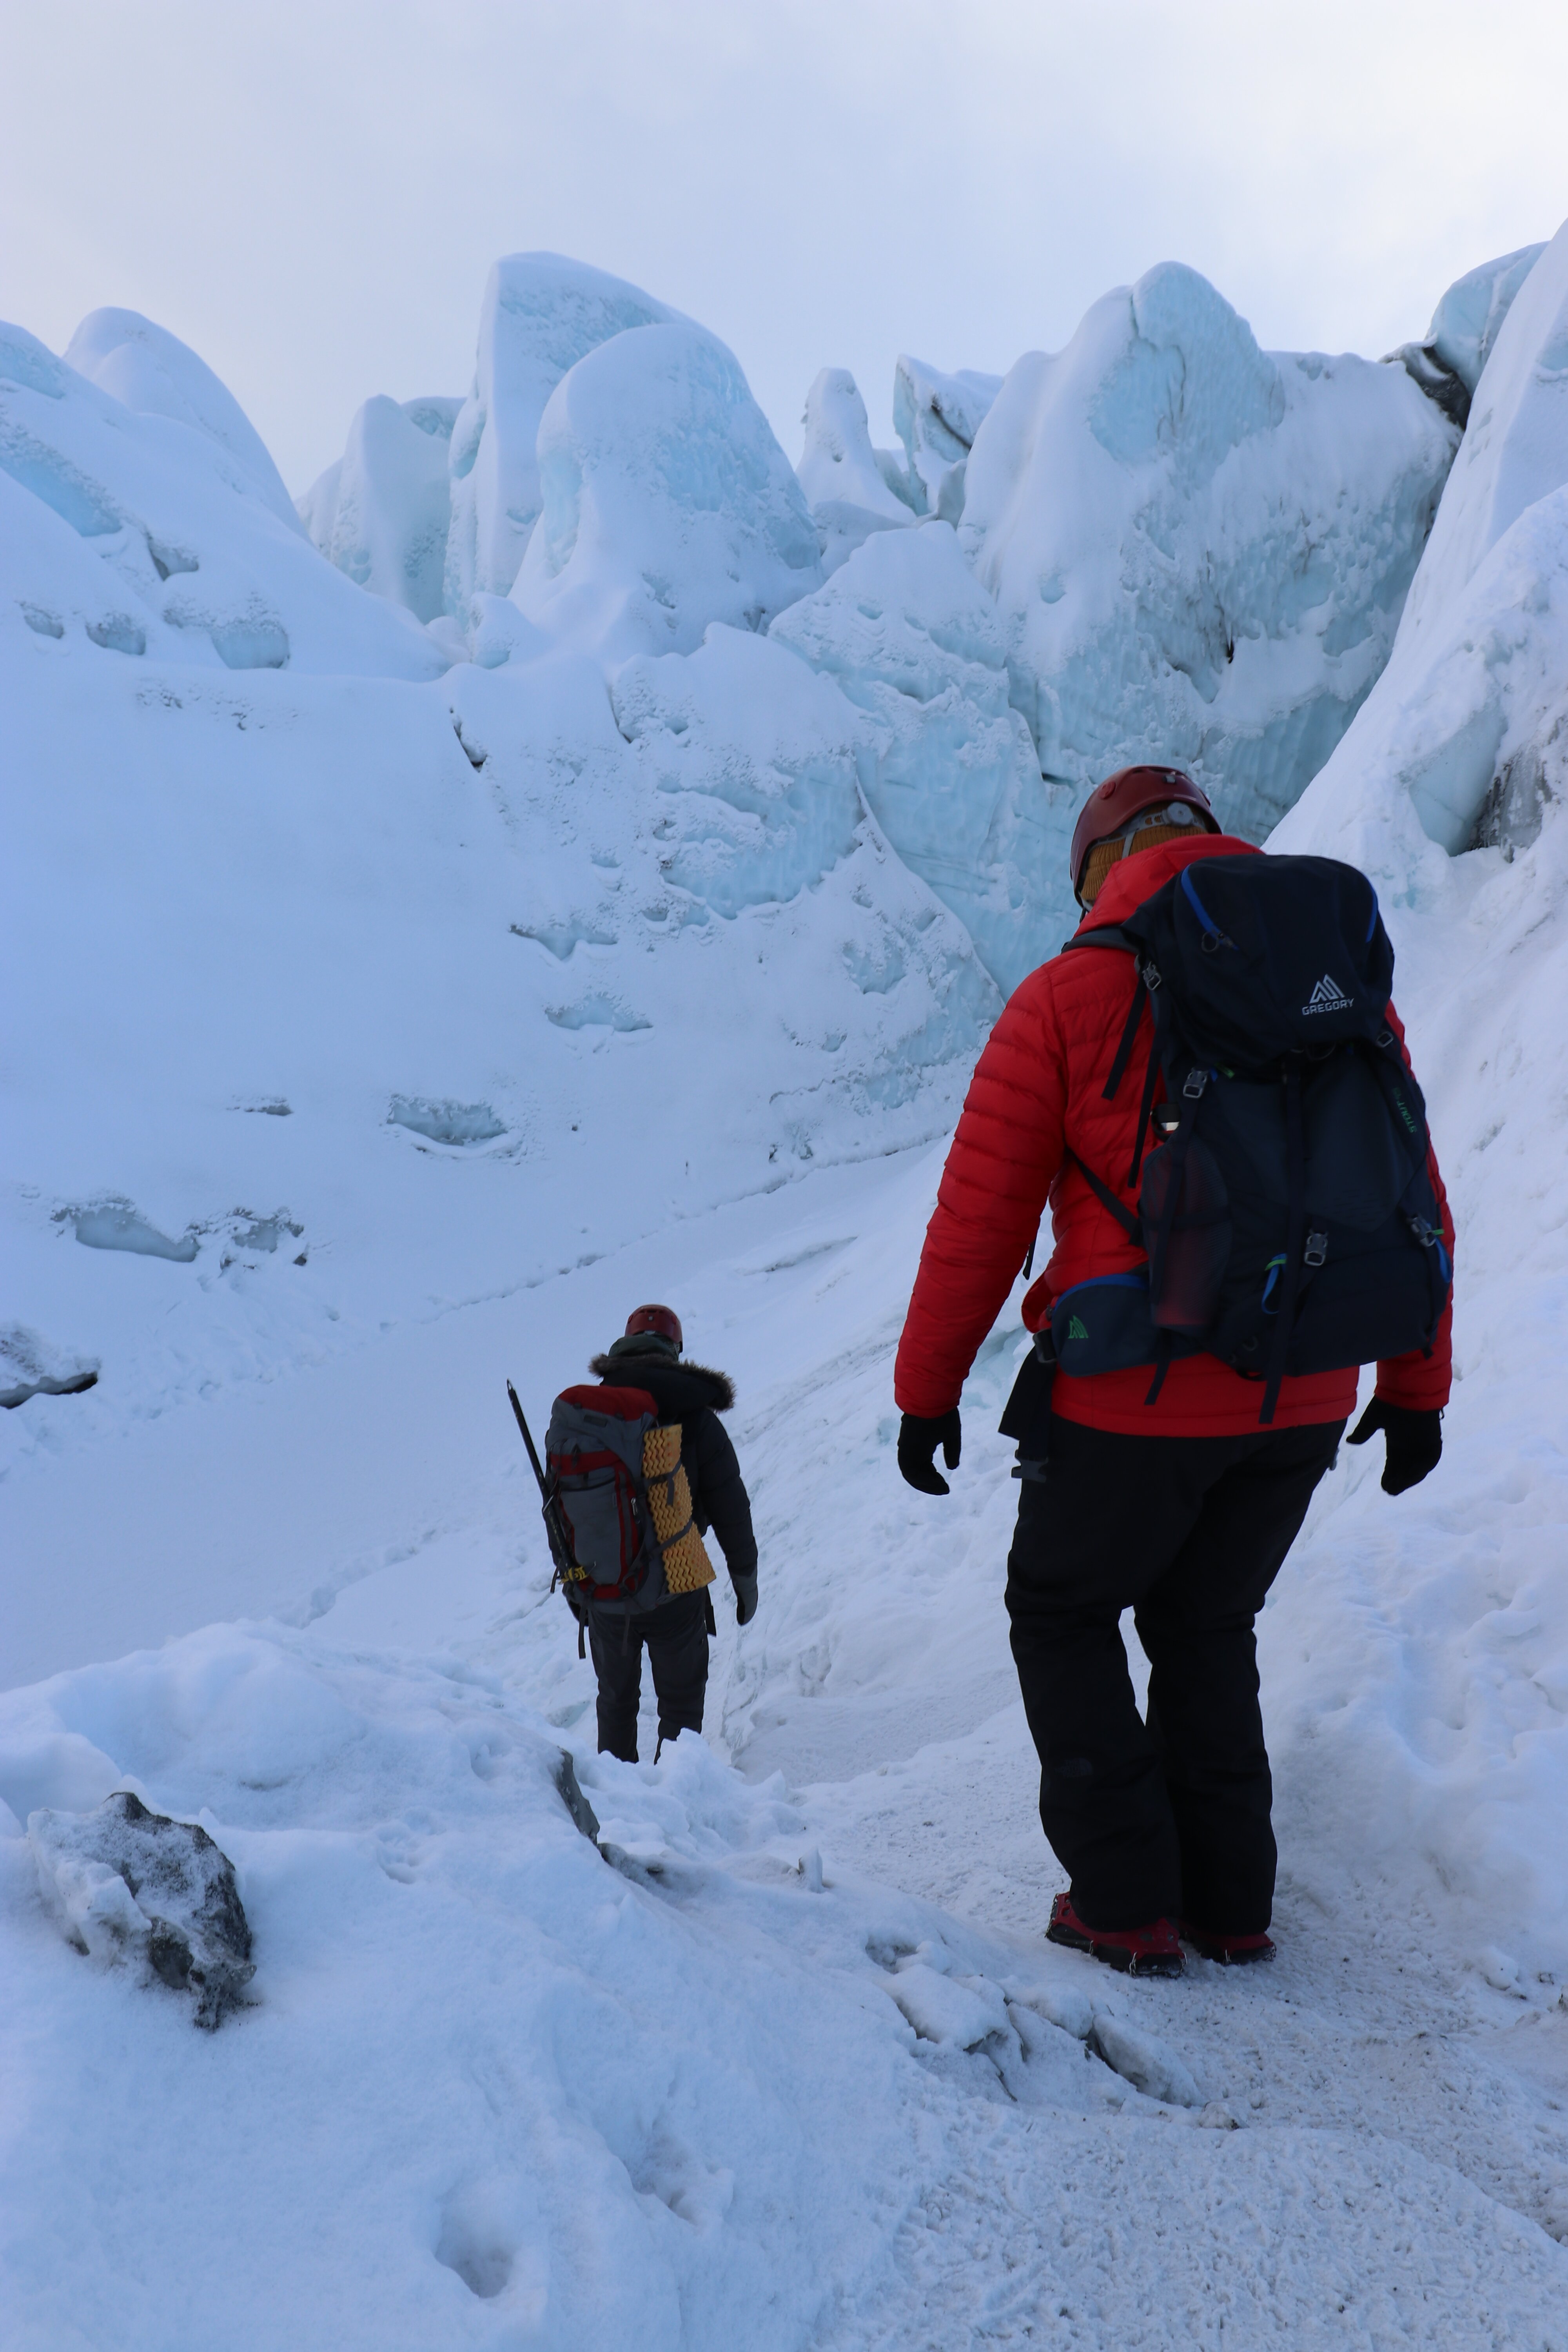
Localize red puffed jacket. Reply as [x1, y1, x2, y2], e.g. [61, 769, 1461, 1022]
[895, 833, 1454, 1438]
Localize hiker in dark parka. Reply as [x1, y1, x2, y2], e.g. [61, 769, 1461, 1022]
[586, 1304, 758, 1762]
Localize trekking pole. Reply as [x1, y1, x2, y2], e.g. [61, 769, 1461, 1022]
[506, 1381, 581, 1593]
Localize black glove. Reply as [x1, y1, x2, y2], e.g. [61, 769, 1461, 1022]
[898, 1408, 962, 1496]
[732, 1573, 758, 1627]
[1347, 1399, 1442, 1495]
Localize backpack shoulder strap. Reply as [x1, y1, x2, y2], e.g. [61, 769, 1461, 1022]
[1060, 922, 1140, 955]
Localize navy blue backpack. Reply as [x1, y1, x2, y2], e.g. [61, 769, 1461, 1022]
[1046, 855, 1451, 1423]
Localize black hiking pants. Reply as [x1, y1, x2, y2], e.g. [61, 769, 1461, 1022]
[588, 1589, 715, 1763]
[1005, 1412, 1344, 1935]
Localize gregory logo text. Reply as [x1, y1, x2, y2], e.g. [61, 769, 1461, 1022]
[1302, 974, 1350, 1015]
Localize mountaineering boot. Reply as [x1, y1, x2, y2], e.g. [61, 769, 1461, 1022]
[1181, 1922, 1275, 1965]
[1047, 1892, 1184, 1978]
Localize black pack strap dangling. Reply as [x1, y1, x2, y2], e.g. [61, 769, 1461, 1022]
[1102, 974, 1150, 1102]
[704, 1591, 717, 1637]
[1127, 1029, 1165, 1188]
[1063, 1149, 1143, 1243]
[578, 1618, 586, 1661]
[1259, 1062, 1307, 1426]
[1143, 1328, 1175, 1407]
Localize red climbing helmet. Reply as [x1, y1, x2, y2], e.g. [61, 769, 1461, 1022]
[625, 1304, 683, 1349]
[1069, 765, 1218, 901]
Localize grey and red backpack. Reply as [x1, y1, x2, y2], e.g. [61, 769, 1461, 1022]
[543, 1385, 714, 1617]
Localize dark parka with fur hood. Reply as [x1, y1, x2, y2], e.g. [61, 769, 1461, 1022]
[589, 1342, 758, 1588]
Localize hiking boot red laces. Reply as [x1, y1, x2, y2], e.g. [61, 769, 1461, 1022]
[1046, 1892, 1184, 1978]
[1181, 1922, 1276, 1965]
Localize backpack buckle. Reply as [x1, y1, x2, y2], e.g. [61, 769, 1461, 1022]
[1181, 1067, 1208, 1100]
[1304, 1230, 1328, 1267]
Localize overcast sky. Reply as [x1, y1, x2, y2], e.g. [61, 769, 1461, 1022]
[2, 0, 1566, 496]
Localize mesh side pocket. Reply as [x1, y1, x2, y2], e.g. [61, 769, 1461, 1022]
[642, 1422, 715, 1595]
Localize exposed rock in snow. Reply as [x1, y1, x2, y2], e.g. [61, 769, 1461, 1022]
[0, 1323, 98, 1409]
[796, 367, 914, 575]
[771, 522, 1053, 991]
[29, 1789, 254, 2027]
[0, 319, 448, 679]
[443, 253, 682, 615]
[299, 394, 460, 622]
[512, 322, 823, 665]
[960, 260, 1458, 944]
[893, 353, 1002, 520]
[64, 307, 304, 535]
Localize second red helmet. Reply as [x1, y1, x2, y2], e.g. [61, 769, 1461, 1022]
[625, 1303, 683, 1348]
[1069, 765, 1218, 900]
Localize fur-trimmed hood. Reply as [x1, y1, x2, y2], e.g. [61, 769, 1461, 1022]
[588, 1350, 736, 1415]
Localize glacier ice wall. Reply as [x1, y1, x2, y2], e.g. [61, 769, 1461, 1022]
[64, 308, 305, 535]
[299, 394, 460, 622]
[796, 367, 915, 576]
[1396, 222, 1568, 665]
[1428, 245, 1546, 400]
[0, 319, 446, 679]
[893, 354, 1003, 521]
[960, 261, 1458, 933]
[444, 253, 682, 615]
[511, 321, 823, 665]
[1274, 218, 1568, 862]
[771, 523, 1055, 993]
[2, 296, 996, 1430]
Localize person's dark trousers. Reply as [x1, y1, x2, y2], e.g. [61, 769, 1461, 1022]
[588, 1590, 713, 1762]
[1005, 1412, 1345, 1935]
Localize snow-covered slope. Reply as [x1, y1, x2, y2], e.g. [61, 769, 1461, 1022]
[7, 237, 1568, 2346]
[0, 318, 446, 679]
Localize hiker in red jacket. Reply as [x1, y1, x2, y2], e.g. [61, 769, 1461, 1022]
[895, 767, 1452, 1978]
